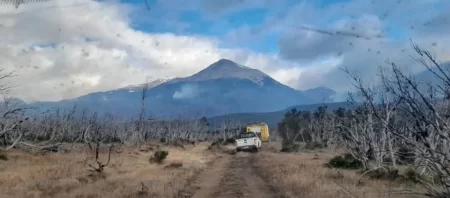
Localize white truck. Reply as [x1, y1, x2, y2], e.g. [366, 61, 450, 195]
[235, 132, 262, 152]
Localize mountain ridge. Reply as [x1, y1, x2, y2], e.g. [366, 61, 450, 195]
[27, 59, 338, 118]
[167, 59, 272, 87]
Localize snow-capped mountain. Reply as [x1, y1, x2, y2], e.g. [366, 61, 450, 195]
[171, 59, 269, 86]
[29, 59, 336, 118]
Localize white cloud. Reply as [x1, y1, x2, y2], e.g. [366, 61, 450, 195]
[4, 0, 446, 103]
[173, 84, 200, 99]
[0, 0, 307, 102]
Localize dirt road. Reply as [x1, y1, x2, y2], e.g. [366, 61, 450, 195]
[179, 151, 278, 198]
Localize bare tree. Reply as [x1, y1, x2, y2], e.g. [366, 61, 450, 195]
[136, 81, 150, 142]
[382, 44, 450, 197]
[87, 140, 113, 173]
[0, 70, 28, 151]
[343, 67, 401, 169]
[336, 42, 450, 197]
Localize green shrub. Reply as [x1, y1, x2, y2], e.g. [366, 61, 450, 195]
[0, 150, 8, 161]
[149, 150, 169, 164]
[327, 153, 363, 169]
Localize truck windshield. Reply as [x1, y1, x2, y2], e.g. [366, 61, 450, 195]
[238, 133, 256, 139]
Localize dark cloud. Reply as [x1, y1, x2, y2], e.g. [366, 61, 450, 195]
[154, 0, 271, 17]
[278, 14, 383, 60]
[201, 0, 249, 16]
[267, 0, 450, 91]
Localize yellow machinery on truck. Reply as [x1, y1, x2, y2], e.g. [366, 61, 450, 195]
[246, 123, 270, 142]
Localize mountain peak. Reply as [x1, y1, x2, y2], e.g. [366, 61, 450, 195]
[207, 58, 251, 70]
[183, 59, 268, 85]
[216, 58, 235, 64]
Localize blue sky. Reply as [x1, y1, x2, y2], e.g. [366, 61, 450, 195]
[127, 0, 276, 52]
[122, 0, 448, 54]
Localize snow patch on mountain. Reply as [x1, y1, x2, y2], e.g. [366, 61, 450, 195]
[171, 59, 269, 86]
[121, 78, 172, 91]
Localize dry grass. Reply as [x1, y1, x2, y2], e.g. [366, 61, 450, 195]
[255, 151, 425, 198]
[0, 141, 429, 198]
[0, 143, 218, 198]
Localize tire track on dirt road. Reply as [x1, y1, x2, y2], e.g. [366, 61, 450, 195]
[213, 152, 277, 198]
[181, 151, 278, 198]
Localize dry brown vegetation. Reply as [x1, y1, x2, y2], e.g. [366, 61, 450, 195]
[0, 140, 430, 198]
[0, 143, 220, 198]
[255, 150, 425, 198]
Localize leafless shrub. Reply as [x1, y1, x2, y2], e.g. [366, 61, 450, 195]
[86, 142, 113, 173]
[0, 71, 29, 151]
[342, 42, 450, 197]
[274, 41, 450, 197]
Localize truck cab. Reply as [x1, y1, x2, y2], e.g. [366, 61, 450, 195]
[235, 132, 262, 152]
